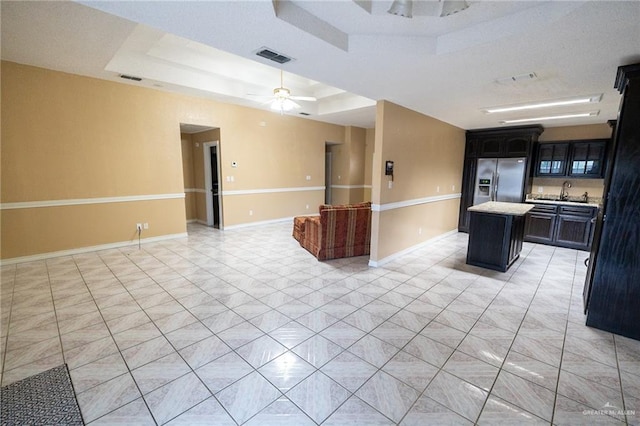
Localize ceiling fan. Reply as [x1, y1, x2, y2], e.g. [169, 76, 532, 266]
[248, 70, 317, 113]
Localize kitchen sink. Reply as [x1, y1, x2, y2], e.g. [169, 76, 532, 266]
[533, 197, 589, 203]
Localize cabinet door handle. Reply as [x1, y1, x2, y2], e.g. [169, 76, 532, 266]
[584, 257, 589, 267]
[591, 217, 597, 224]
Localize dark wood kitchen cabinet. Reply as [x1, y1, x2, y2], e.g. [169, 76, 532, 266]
[534, 139, 608, 178]
[478, 136, 531, 157]
[458, 156, 477, 232]
[555, 206, 596, 249]
[458, 125, 542, 232]
[535, 143, 569, 176]
[524, 203, 596, 250]
[569, 140, 607, 177]
[585, 63, 640, 341]
[524, 204, 557, 243]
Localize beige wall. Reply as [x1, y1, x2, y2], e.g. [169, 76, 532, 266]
[1, 61, 345, 259]
[539, 123, 612, 142]
[364, 128, 375, 202]
[328, 126, 368, 205]
[532, 123, 612, 199]
[180, 133, 197, 220]
[370, 101, 465, 262]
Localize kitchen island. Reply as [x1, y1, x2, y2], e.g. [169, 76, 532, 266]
[466, 202, 534, 272]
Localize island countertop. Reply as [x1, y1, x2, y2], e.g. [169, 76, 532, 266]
[468, 201, 534, 216]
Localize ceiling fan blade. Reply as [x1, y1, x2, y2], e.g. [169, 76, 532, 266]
[290, 95, 317, 102]
[246, 93, 273, 99]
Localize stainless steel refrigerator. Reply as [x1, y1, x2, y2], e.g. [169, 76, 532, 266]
[473, 158, 527, 205]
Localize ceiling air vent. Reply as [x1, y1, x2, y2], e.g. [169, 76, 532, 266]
[256, 48, 293, 64]
[120, 74, 142, 81]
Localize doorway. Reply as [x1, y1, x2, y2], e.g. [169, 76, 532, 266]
[325, 151, 332, 204]
[204, 141, 222, 228]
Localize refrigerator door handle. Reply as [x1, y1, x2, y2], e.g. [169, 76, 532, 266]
[490, 172, 495, 201]
[494, 172, 500, 201]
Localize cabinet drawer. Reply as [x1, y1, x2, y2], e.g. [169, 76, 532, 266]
[530, 204, 558, 214]
[559, 206, 596, 216]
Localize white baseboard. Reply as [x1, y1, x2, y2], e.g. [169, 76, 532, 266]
[368, 229, 459, 267]
[0, 233, 188, 265]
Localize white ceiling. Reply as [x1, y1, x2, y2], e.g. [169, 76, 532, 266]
[2, 1, 639, 130]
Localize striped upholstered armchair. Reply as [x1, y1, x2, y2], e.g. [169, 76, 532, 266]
[295, 202, 371, 261]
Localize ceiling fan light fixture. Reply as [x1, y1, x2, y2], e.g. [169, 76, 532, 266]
[270, 98, 299, 113]
[387, 0, 413, 18]
[273, 87, 291, 98]
[440, 0, 470, 17]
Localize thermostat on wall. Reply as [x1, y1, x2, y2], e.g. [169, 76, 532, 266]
[231, 161, 238, 168]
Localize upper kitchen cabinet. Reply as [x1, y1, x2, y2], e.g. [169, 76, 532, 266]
[469, 125, 543, 160]
[477, 133, 536, 158]
[569, 139, 607, 177]
[534, 139, 608, 179]
[535, 143, 569, 176]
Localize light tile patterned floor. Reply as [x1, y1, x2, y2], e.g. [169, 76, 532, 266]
[1, 222, 639, 425]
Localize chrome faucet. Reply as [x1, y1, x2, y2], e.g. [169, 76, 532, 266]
[560, 181, 572, 201]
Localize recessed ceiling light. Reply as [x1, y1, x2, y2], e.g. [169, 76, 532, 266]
[499, 111, 599, 125]
[484, 94, 602, 114]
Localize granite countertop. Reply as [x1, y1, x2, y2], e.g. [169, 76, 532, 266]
[525, 195, 600, 208]
[468, 201, 534, 216]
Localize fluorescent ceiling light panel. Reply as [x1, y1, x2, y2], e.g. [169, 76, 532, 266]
[484, 94, 602, 114]
[499, 111, 599, 124]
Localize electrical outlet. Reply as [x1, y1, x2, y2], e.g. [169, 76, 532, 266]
[249, 210, 253, 216]
[538, 186, 544, 193]
[388, 180, 393, 189]
[136, 223, 142, 231]
[143, 223, 149, 230]
[305, 204, 309, 209]
[452, 185, 456, 191]
[436, 186, 440, 193]
[418, 227, 422, 235]
[306, 175, 311, 180]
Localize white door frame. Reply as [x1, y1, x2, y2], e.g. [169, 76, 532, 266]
[203, 141, 223, 228]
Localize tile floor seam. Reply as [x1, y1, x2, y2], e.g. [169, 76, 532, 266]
[0, 265, 18, 383]
[391, 249, 501, 425]
[613, 335, 630, 425]
[4, 224, 632, 425]
[453, 243, 556, 424]
[69, 256, 160, 426]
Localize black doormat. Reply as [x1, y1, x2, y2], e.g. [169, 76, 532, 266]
[1, 364, 84, 425]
